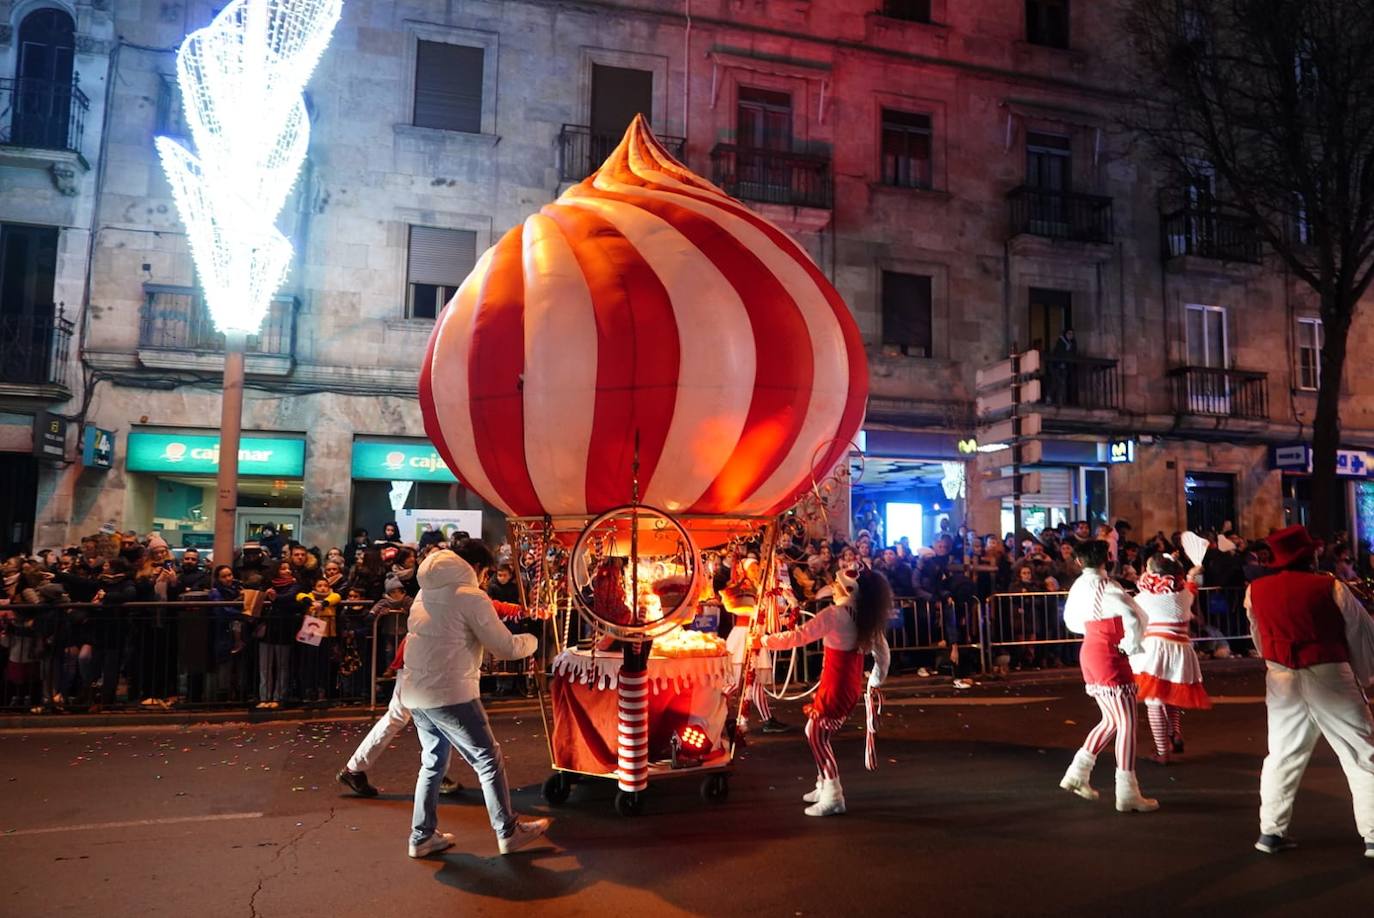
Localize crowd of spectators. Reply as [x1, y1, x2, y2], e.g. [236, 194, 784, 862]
[0, 524, 531, 713]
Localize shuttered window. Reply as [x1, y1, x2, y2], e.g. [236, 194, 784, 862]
[413, 40, 484, 133]
[406, 226, 476, 319]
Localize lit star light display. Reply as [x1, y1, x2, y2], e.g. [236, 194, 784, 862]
[156, 0, 342, 335]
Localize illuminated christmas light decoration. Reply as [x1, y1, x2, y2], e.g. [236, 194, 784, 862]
[157, 0, 342, 335]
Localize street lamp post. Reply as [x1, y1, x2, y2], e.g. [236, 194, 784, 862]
[157, 0, 341, 561]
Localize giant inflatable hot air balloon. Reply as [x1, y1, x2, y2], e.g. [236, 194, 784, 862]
[419, 115, 867, 523]
[418, 117, 868, 815]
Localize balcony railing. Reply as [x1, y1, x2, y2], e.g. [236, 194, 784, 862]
[0, 76, 89, 154]
[558, 124, 685, 181]
[710, 144, 833, 209]
[1162, 208, 1263, 263]
[1038, 355, 1122, 411]
[1169, 366, 1268, 420]
[140, 285, 296, 357]
[1008, 186, 1113, 243]
[0, 307, 73, 390]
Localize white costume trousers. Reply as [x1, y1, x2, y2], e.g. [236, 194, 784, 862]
[1259, 661, 1374, 842]
[347, 689, 456, 780]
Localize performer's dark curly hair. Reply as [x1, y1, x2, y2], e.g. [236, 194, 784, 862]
[852, 569, 893, 651]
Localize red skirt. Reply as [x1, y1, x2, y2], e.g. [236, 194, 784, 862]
[1079, 618, 1134, 689]
[805, 646, 865, 726]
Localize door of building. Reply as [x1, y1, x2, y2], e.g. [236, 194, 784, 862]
[590, 64, 652, 164]
[0, 224, 59, 385]
[1185, 303, 1230, 413]
[13, 9, 76, 149]
[1026, 131, 1072, 234]
[0, 452, 38, 554]
[736, 87, 792, 201]
[1185, 471, 1236, 534]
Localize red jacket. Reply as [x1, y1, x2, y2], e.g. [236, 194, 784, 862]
[1248, 571, 1350, 669]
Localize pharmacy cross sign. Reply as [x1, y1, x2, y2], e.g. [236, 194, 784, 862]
[155, 0, 342, 336]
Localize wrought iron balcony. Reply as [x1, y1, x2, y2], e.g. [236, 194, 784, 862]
[1169, 366, 1268, 420]
[1162, 208, 1263, 263]
[0, 307, 73, 391]
[559, 124, 685, 181]
[140, 285, 296, 357]
[710, 144, 833, 209]
[0, 76, 89, 154]
[1037, 355, 1122, 411]
[1007, 186, 1113, 243]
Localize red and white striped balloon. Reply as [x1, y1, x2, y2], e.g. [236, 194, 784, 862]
[419, 115, 867, 519]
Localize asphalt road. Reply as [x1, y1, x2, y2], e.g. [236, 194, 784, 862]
[2, 663, 1370, 918]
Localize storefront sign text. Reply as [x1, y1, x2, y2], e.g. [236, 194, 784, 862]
[352, 440, 457, 482]
[126, 432, 306, 477]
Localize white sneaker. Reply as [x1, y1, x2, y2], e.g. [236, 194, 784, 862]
[408, 831, 455, 858]
[498, 817, 552, 855]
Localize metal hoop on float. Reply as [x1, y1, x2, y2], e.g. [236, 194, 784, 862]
[567, 504, 702, 643]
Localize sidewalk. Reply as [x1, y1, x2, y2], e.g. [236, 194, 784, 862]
[0, 658, 1266, 731]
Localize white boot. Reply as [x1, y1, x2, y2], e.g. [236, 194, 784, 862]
[1114, 769, 1159, 813]
[1059, 749, 1100, 801]
[804, 778, 845, 816]
[802, 775, 823, 803]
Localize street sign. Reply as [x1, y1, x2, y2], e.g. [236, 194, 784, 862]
[977, 413, 1043, 445]
[32, 412, 66, 461]
[976, 379, 1042, 418]
[974, 350, 1041, 390]
[984, 472, 1042, 499]
[83, 426, 115, 470]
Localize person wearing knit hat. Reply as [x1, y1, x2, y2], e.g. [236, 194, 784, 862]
[1244, 525, 1374, 859]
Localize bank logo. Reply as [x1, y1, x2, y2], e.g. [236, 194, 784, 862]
[162, 442, 187, 462]
[384, 450, 406, 471]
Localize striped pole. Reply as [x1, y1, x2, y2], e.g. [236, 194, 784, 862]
[616, 668, 650, 792]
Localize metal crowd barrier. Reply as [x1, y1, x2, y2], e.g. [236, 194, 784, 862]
[3, 586, 1259, 712]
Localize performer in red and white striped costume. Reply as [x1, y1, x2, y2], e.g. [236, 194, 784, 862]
[1129, 555, 1211, 764]
[1058, 540, 1159, 813]
[722, 557, 788, 733]
[762, 568, 891, 817]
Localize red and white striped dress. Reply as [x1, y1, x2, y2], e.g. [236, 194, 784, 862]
[1130, 588, 1211, 709]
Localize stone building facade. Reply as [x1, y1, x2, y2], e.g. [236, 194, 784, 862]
[2, 0, 1371, 554]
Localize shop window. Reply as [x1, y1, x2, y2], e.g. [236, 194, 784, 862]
[881, 271, 933, 358]
[406, 225, 476, 320]
[1025, 0, 1070, 49]
[880, 109, 933, 189]
[413, 40, 484, 133]
[1295, 317, 1322, 391]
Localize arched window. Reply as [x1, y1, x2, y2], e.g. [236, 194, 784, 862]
[12, 8, 76, 149]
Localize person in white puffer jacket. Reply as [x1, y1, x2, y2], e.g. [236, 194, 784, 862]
[400, 541, 551, 860]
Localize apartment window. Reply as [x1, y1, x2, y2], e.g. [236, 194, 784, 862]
[737, 87, 792, 151]
[406, 226, 477, 319]
[1026, 0, 1070, 49]
[1295, 317, 1322, 390]
[880, 109, 932, 189]
[881, 271, 933, 358]
[880, 0, 931, 22]
[413, 40, 484, 133]
[1028, 287, 1072, 352]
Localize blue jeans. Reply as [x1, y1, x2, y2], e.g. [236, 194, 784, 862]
[411, 701, 517, 845]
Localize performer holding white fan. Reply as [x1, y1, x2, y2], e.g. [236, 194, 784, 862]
[1129, 553, 1211, 764]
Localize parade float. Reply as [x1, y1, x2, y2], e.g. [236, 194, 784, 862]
[418, 116, 867, 815]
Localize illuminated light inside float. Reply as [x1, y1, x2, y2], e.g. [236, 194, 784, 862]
[156, 0, 343, 335]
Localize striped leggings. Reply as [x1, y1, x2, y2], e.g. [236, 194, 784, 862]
[805, 716, 840, 780]
[1144, 700, 1183, 756]
[1081, 689, 1138, 771]
[734, 669, 772, 723]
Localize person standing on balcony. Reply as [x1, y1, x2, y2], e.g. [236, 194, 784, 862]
[1049, 327, 1076, 406]
[1058, 539, 1159, 813]
[1244, 525, 1374, 859]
